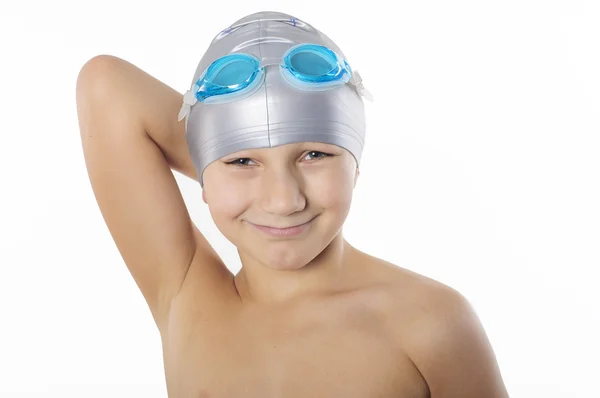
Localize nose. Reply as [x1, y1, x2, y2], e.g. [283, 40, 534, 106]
[259, 167, 306, 216]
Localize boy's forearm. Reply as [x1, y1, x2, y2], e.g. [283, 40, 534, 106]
[87, 55, 199, 182]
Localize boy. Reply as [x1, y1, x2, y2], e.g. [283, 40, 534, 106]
[75, 10, 509, 398]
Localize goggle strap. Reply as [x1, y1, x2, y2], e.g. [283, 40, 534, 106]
[178, 88, 198, 122]
[349, 70, 374, 102]
[224, 18, 299, 33]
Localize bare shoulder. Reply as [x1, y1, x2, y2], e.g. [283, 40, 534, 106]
[366, 255, 510, 398]
[348, 250, 459, 346]
[355, 251, 455, 314]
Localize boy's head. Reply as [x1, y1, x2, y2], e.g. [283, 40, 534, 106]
[202, 141, 359, 270]
[180, 10, 370, 269]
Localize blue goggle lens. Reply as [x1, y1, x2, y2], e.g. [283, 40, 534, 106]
[289, 50, 334, 76]
[195, 44, 350, 103]
[210, 56, 257, 87]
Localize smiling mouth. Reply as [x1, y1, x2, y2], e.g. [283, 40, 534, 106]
[257, 217, 314, 229]
[248, 216, 317, 237]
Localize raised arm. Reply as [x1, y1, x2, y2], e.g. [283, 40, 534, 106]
[75, 55, 233, 329]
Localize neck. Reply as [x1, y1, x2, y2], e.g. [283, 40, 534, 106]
[233, 233, 358, 307]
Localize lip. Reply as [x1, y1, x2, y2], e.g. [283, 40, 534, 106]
[248, 216, 316, 238]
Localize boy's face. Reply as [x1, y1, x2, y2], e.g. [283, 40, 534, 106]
[201, 142, 359, 270]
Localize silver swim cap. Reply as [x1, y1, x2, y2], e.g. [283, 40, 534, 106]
[179, 10, 373, 187]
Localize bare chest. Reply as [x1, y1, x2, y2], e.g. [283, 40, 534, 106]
[162, 292, 429, 398]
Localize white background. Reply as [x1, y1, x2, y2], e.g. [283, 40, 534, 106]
[1, 0, 598, 397]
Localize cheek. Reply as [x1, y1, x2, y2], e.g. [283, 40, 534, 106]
[306, 166, 355, 209]
[205, 179, 250, 220]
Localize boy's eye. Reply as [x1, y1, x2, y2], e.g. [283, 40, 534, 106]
[226, 158, 254, 166]
[304, 151, 330, 160]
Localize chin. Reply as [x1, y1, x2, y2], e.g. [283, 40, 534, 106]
[257, 228, 340, 271]
[255, 240, 316, 270]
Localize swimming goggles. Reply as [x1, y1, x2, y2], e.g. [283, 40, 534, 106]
[178, 42, 373, 121]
